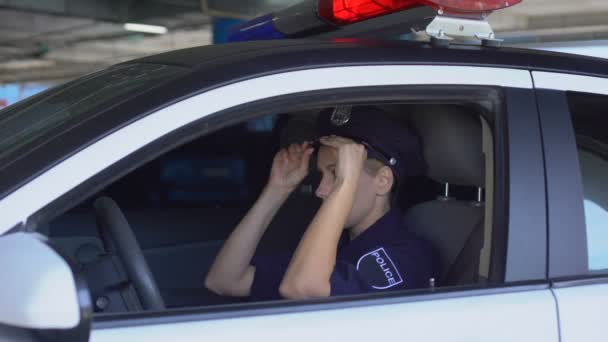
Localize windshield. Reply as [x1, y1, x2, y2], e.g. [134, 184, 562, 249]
[0, 63, 186, 168]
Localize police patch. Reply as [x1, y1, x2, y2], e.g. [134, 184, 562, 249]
[356, 247, 403, 290]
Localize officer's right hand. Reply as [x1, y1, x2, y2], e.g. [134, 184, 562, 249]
[268, 142, 314, 193]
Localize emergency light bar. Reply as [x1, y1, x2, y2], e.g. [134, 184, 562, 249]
[227, 0, 522, 43]
[319, 0, 521, 25]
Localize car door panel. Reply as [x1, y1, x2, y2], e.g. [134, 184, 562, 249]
[91, 289, 559, 342]
[552, 284, 608, 342]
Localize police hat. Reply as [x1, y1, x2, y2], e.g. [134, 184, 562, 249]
[316, 105, 424, 183]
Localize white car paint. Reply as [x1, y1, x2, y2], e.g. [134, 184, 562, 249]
[0, 65, 533, 235]
[91, 289, 559, 342]
[532, 71, 608, 95]
[553, 284, 608, 342]
[512, 40, 608, 60]
[0, 232, 80, 329]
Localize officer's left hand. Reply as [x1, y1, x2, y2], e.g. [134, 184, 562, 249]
[320, 135, 367, 186]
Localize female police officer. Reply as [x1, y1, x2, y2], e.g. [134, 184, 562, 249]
[205, 106, 439, 300]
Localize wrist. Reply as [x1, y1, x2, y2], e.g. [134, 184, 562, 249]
[336, 170, 360, 189]
[263, 184, 293, 200]
[333, 174, 358, 195]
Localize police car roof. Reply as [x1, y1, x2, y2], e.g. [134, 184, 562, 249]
[133, 38, 608, 77]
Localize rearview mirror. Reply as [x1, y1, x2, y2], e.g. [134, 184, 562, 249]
[0, 232, 89, 332]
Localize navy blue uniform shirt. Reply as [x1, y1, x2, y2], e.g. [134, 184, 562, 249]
[250, 209, 440, 300]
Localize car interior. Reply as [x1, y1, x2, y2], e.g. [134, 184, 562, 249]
[40, 102, 495, 313]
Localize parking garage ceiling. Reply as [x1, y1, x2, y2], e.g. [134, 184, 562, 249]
[1, 0, 607, 83]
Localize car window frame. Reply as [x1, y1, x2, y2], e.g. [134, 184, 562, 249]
[87, 84, 549, 328]
[533, 70, 608, 284]
[89, 86, 548, 329]
[56, 86, 547, 324]
[0, 65, 548, 326]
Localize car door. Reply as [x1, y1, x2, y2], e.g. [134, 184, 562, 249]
[0, 59, 557, 341]
[533, 71, 608, 342]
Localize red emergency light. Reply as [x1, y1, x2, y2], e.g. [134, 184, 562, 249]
[318, 0, 522, 25]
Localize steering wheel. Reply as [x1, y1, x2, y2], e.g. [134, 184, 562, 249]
[93, 196, 165, 311]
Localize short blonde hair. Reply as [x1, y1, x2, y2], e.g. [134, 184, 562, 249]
[363, 158, 386, 176]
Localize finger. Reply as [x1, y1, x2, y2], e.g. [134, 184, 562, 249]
[291, 142, 307, 158]
[359, 144, 368, 160]
[319, 136, 338, 144]
[286, 150, 295, 164]
[295, 144, 304, 157]
[320, 135, 354, 145]
[333, 136, 355, 144]
[320, 136, 347, 149]
[298, 147, 314, 174]
[274, 149, 285, 161]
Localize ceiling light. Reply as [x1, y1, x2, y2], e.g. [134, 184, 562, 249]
[123, 23, 168, 35]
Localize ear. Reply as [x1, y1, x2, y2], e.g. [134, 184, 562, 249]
[375, 166, 394, 196]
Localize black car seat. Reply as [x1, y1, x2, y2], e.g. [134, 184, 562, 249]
[404, 104, 486, 287]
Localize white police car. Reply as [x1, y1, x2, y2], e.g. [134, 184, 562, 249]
[1, 0, 607, 341]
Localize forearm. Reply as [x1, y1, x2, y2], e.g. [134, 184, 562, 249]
[280, 179, 357, 298]
[205, 185, 290, 294]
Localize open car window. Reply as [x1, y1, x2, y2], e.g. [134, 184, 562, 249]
[42, 98, 506, 313]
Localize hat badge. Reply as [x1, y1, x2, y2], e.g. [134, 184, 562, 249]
[330, 105, 352, 126]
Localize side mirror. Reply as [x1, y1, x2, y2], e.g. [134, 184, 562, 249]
[0, 232, 91, 338]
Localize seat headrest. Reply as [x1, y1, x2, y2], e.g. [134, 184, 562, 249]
[408, 105, 484, 188]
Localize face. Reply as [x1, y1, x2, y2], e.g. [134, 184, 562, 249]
[315, 145, 378, 228]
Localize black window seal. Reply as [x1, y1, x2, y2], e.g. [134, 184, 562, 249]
[21, 85, 536, 323]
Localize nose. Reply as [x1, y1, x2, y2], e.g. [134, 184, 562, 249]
[315, 174, 332, 199]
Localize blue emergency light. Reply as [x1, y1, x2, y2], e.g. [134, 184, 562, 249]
[227, 14, 286, 42]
